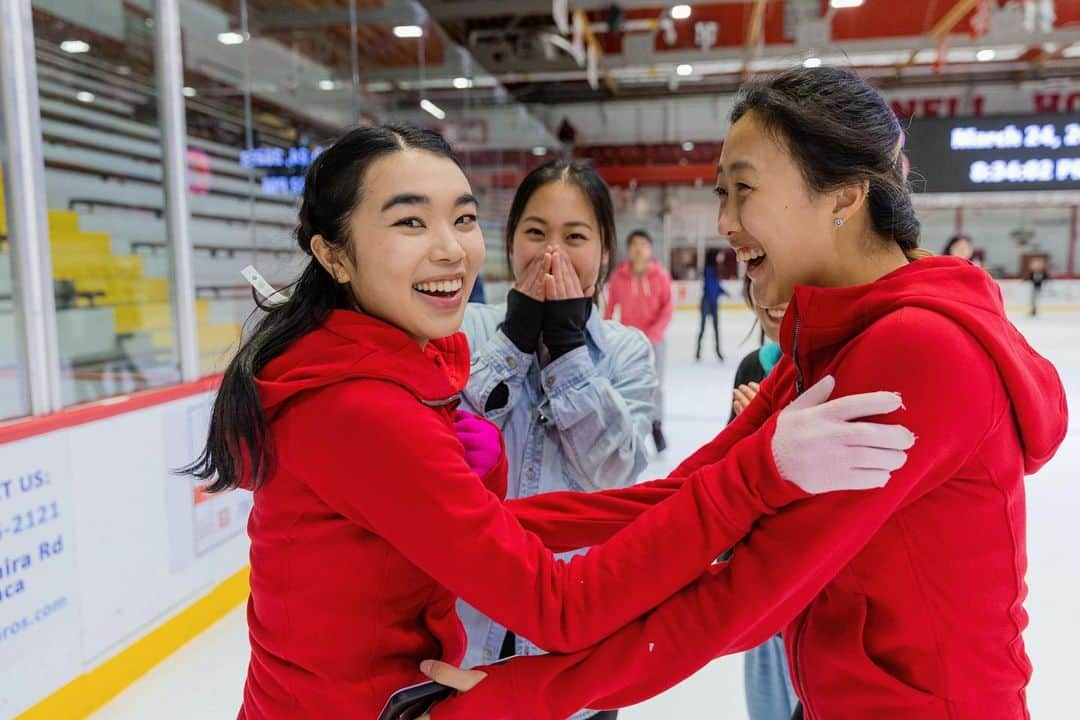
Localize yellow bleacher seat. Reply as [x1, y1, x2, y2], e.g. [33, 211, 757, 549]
[52, 253, 110, 282]
[0, 187, 80, 240]
[134, 277, 170, 302]
[153, 323, 242, 354]
[47, 210, 80, 234]
[50, 231, 112, 256]
[5, 197, 244, 374]
[109, 254, 145, 280]
[101, 277, 170, 304]
[199, 322, 243, 354]
[197, 323, 243, 375]
[114, 302, 172, 334]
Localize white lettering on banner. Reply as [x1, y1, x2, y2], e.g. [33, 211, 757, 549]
[0, 435, 79, 718]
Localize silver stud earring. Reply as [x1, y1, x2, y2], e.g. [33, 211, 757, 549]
[835, 218, 844, 228]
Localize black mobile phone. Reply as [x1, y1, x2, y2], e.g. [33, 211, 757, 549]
[377, 655, 519, 720]
[376, 680, 454, 720]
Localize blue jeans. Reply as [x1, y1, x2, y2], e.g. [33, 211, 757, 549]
[745, 635, 799, 720]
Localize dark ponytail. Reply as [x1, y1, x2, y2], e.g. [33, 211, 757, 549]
[181, 124, 459, 492]
[731, 66, 928, 261]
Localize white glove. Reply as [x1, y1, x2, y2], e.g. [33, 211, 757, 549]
[772, 375, 915, 494]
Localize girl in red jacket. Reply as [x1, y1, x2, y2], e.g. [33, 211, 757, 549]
[421, 68, 1068, 720]
[182, 124, 914, 719]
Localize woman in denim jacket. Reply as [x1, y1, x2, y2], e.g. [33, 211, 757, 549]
[456, 160, 656, 720]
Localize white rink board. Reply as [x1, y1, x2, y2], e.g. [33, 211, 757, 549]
[0, 392, 250, 716]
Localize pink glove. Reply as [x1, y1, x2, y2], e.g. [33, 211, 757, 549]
[772, 375, 916, 494]
[453, 410, 504, 480]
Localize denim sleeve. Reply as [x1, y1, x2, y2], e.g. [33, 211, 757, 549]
[539, 328, 656, 492]
[462, 327, 535, 427]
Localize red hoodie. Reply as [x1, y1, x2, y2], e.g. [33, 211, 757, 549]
[603, 259, 674, 343]
[237, 310, 811, 718]
[431, 257, 1068, 720]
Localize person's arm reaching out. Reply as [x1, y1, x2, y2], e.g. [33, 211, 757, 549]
[426, 311, 993, 720]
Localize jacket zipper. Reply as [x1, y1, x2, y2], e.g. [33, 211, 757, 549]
[792, 615, 813, 719]
[791, 310, 809, 715]
[792, 313, 805, 395]
[420, 392, 462, 408]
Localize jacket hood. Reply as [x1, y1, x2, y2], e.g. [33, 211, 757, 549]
[780, 256, 1067, 474]
[255, 310, 470, 418]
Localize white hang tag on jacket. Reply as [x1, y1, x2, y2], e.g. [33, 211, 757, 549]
[241, 265, 288, 305]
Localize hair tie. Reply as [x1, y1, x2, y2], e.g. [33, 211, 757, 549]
[891, 131, 905, 163]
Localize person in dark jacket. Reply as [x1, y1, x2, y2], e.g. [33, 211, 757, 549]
[1027, 257, 1049, 317]
[730, 277, 783, 423]
[697, 247, 727, 361]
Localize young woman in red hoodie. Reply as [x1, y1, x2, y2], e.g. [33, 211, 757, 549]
[182, 124, 915, 719]
[421, 67, 1068, 720]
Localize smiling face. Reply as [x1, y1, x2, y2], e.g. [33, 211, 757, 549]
[510, 180, 607, 295]
[756, 300, 787, 342]
[312, 149, 485, 345]
[715, 111, 840, 310]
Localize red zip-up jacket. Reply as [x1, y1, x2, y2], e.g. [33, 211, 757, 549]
[236, 309, 809, 718]
[432, 257, 1068, 720]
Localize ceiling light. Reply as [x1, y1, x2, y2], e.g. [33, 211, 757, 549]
[830, 0, 865, 8]
[676, 63, 693, 76]
[803, 56, 822, 68]
[682, 141, 695, 151]
[76, 91, 95, 103]
[183, 86, 197, 97]
[60, 40, 90, 54]
[452, 77, 473, 89]
[532, 146, 548, 156]
[393, 25, 424, 38]
[671, 4, 692, 20]
[420, 98, 446, 120]
[976, 49, 996, 62]
[318, 79, 337, 90]
[217, 31, 245, 45]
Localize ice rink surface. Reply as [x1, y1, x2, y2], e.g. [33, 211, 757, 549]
[90, 306, 1078, 720]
